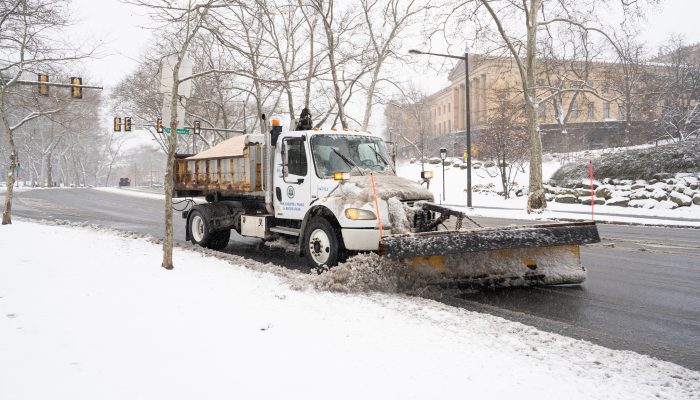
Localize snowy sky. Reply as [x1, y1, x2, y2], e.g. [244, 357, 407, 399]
[70, 0, 700, 89]
[66, 0, 700, 142]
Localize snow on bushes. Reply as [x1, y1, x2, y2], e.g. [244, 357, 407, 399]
[550, 139, 700, 182]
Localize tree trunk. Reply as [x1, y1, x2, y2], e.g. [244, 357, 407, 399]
[361, 61, 382, 131]
[526, 0, 546, 212]
[499, 155, 509, 199]
[162, 64, 181, 270]
[1, 91, 16, 225]
[2, 141, 16, 225]
[45, 152, 52, 187]
[320, 7, 347, 129]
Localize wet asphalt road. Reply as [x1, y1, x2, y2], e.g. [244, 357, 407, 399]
[11, 188, 700, 371]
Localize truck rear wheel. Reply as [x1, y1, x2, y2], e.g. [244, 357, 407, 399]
[303, 217, 343, 270]
[189, 210, 230, 250]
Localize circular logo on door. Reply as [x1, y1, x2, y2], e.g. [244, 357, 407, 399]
[287, 186, 295, 198]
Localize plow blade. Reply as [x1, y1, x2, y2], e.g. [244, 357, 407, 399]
[381, 222, 600, 287]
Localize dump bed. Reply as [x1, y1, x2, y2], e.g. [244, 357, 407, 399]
[173, 134, 265, 198]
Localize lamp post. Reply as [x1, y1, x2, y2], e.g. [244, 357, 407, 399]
[409, 47, 472, 207]
[440, 147, 447, 203]
[388, 127, 396, 165]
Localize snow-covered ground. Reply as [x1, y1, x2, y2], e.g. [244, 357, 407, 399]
[94, 186, 166, 200]
[397, 158, 700, 227]
[1, 221, 698, 399]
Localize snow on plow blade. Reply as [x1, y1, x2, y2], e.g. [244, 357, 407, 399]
[381, 222, 601, 287]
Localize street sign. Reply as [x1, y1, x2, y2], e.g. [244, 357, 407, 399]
[159, 54, 193, 97]
[161, 96, 186, 131]
[165, 127, 190, 135]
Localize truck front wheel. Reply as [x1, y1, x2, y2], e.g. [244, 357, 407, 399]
[189, 210, 230, 250]
[303, 217, 343, 270]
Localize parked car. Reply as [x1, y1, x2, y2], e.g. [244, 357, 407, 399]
[118, 178, 131, 187]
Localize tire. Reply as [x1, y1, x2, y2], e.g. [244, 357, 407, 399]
[188, 209, 230, 250]
[302, 217, 344, 270]
[208, 229, 231, 250]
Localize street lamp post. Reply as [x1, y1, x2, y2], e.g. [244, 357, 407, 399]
[440, 147, 447, 203]
[409, 47, 472, 208]
[388, 127, 396, 165]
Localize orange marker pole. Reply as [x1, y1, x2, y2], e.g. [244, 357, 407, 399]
[370, 174, 383, 237]
[589, 160, 595, 221]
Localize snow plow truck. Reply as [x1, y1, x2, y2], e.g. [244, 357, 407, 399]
[173, 111, 600, 287]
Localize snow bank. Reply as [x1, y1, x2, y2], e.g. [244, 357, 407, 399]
[311, 252, 422, 293]
[387, 196, 412, 234]
[1, 221, 699, 400]
[94, 186, 165, 200]
[398, 160, 700, 226]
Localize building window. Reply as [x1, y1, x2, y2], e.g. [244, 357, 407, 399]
[603, 103, 610, 119]
[618, 104, 625, 120]
[571, 108, 579, 119]
[448, 120, 452, 132]
[587, 103, 594, 119]
[448, 103, 451, 111]
[538, 103, 547, 118]
[602, 82, 609, 94]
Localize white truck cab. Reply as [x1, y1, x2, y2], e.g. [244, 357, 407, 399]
[271, 128, 431, 268]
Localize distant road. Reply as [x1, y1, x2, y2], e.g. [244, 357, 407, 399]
[11, 188, 700, 371]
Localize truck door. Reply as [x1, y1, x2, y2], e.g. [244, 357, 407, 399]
[275, 136, 311, 220]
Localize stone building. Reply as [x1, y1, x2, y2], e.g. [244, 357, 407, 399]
[387, 53, 667, 158]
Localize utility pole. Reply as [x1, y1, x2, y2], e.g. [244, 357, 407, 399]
[409, 47, 473, 207]
[464, 45, 472, 208]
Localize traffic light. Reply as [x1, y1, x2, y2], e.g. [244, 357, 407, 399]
[124, 117, 132, 132]
[38, 74, 49, 96]
[70, 77, 82, 99]
[156, 118, 163, 133]
[193, 120, 201, 135]
[114, 117, 121, 132]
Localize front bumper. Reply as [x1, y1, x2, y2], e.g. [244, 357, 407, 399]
[341, 228, 389, 251]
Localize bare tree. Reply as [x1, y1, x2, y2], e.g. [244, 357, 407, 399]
[359, 0, 429, 130]
[384, 85, 432, 164]
[126, 0, 222, 269]
[308, 0, 363, 129]
[653, 36, 700, 142]
[1, 0, 95, 224]
[456, 0, 657, 211]
[477, 88, 528, 199]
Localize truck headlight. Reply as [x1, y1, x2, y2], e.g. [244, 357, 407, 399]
[345, 208, 377, 220]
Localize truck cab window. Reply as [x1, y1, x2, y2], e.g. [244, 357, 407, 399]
[310, 134, 393, 178]
[285, 138, 308, 176]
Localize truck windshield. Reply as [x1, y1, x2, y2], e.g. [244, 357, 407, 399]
[310, 134, 393, 178]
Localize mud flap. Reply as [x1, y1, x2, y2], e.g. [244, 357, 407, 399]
[381, 222, 600, 287]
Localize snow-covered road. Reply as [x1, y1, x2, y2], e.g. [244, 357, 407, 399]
[1, 221, 698, 399]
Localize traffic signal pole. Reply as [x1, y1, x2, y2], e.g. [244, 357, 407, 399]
[14, 79, 104, 90]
